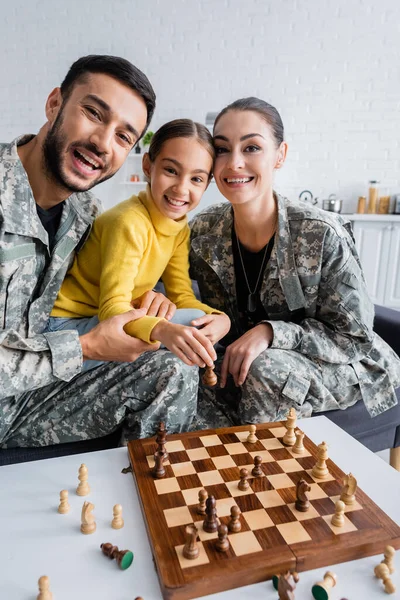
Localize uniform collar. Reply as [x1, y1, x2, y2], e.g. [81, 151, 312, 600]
[138, 185, 188, 236]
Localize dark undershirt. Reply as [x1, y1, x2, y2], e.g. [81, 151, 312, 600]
[232, 227, 274, 330]
[36, 202, 64, 250]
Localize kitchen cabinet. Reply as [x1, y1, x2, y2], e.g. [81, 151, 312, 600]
[351, 217, 400, 309]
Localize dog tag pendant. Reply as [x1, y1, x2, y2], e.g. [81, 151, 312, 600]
[247, 293, 257, 313]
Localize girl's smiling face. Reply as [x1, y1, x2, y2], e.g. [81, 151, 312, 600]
[143, 136, 212, 220]
[213, 109, 287, 205]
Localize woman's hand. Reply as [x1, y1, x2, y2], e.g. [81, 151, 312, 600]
[151, 321, 217, 368]
[132, 289, 176, 320]
[220, 323, 273, 388]
[191, 313, 231, 345]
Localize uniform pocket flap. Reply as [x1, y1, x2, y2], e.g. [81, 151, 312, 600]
[341, 271, 358, 289]
[282, 372, 310, 405]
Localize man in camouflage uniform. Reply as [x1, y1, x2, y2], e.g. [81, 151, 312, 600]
[189, 195, 400, 429]
[0, 55, 198, 449]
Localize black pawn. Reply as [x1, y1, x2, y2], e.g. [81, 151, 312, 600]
[251, 455, 263, 477]
[215, 523, 230, 552]
[203, 495, 218, 533]
[228, 505, 241, 533]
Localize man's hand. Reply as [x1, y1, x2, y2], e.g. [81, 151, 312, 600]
[80, 309, 159, 362]
[132, 289, 176, 320]
[220, 323, 273, 388]
[151, 320, 217, 368]
[191, 313, 231, 345]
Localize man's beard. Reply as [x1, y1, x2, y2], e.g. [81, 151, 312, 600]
[42, 108, 116, 193]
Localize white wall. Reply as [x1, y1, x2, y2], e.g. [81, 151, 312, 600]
[1, 0, 399, 213]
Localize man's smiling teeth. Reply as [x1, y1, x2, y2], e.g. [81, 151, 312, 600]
[226, 177, 252, 183]
[75, 149, 101, 169]
[165, 195, 186, 207]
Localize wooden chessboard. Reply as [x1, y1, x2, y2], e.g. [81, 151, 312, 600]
[127, 422, 400, 600]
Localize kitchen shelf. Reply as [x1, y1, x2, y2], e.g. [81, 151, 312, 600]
[120, 181, 146, 186]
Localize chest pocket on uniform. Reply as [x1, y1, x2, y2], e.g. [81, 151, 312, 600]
[0, 243, 37, 329]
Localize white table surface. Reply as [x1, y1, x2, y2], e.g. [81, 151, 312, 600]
[0, 416, 399, 600]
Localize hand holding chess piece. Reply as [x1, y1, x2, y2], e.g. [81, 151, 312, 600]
[312, 571, 337, 599]
[81, 501, 96, 534]
[202, 365, 217, 387]
[76, 463, 90, 496]
[37, 575, 52, 600]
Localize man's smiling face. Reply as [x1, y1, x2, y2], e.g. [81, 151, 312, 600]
[43, 73, 148, 193]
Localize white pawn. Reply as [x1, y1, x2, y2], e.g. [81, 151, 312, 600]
[111, 504, 124, 529]
[37, 575, 53, 600]
[58, 489, 70, 514]
[383, 545, 396, 574]
[282, 408, 297, 446]
[375, 563, 396, 594]
[76, 463, 90, 496]
[292, 429, 305, 454]
[246, 424, 257, 444]
[331, 500, 345, 528]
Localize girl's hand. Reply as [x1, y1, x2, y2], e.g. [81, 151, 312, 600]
[191, 313, 231, 345]
[151, 321, 217, 368]
[132, 290, 176, 320]
[220, 323, 273, 388]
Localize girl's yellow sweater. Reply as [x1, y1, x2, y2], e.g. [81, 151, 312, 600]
[51, 187, 220, 343]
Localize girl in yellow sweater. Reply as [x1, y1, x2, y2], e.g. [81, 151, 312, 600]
[48, 119, 230, 371]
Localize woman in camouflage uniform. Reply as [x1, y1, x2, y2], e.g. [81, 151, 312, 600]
[189, 98, 400, 428]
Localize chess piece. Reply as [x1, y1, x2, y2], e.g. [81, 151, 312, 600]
[215, 523, 230, 552]
[58, 489, 70, 514]
[331, 500, 345, 528]
[272, 571, 299, 592]
[311, 441, 330, 479]
[197, 489, 208, 516]
[76, 463, 90, 496]
[111, 504, 124, 529]
[374, 563, 396, 595]
[311, 571, 337, 599]
[152, 450, 166, 479]
[100, 542, 134, 570]
[246, 424, 257, 444]
[282, 407, 297, 446]
[202, 365, 217, 387]
[37, 575, 52, 600]
[375, 546, 396, 577]
[278, 570, 298, 600]
[292, 429, 305, 454]
[228, 505, 242, 533]
[80, 500, 96, 534]
[251, 455, 263, 477]
[238, 468, 250, 491]
[183, 524, 199, 560]
[203, 495, 218, 533]
[155, 421, 168, 461]
[340, 473, 357, 506]
[295, 478, 311, 512]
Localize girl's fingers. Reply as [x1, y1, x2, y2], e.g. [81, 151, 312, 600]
[191, 314, 213, 327]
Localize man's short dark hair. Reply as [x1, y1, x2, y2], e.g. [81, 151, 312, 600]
[60, 55, 156, 138]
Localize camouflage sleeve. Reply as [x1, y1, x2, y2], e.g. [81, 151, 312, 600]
[268, 228, 375, 364]
[0, 329, 82, 398]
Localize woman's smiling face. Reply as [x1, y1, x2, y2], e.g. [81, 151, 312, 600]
[213, 109, 286, 205]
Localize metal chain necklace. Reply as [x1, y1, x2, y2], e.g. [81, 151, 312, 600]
[235, 232, 274, 313]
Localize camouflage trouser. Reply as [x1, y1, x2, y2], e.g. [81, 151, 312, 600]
[194, 347, 361, 430]
[0, 350, 198, 448]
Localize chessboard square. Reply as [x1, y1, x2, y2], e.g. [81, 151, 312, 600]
[331, 495, 363, 512]
[194, 520, 219, 541]
[254, 525, 288, 549]
[182, 436, 203, 449]
[200, 434, 222, 447]
[266, 505, 297, 525]
[176, 542, 210, 569]
[277, 458, 303, 473]
[287, 470, 314, 486]
[164, 506, 193, 528]
[171, 461, 196, 477]
[323, 514, 358, 534]
[168, 450, 190, 464]
[192, 458, 216, 473]
[234, 430, 254, 442]
[234, 493, 264, 513]
[243, 509, 274, 530]
[146, 454, 170, 468]
[346, 508, 377, 530]
[251, 476, 273, 493]
[229, 531, 263, 556]
[308, 483, 328, 500]
[307, 469, 335, 483]
[225, 442, 247, 455]
[181, 487, 205, 506]
[186, 447, 210, 461]
[255, 428, 274, 440]
[269, 448, 293, 461]
[295, 456, 315, 470]
[218, 433, 239, 444]
[262, 461, 285, 476]
[310, 497, 336, 516]
[287, 447, 312, 458]
[154, 477, 181, 495]
[198, 470, 224, 486]
[256, 490, 286, 508]
[165, 440, 185, 452]
[268, 473, 295, 489]
[206, 444, 229, 457]
[176, 473, 203, 490]
[318, 479, 343, 496]
[231, 452, 253, 466]
[277, 521, 312, 544]
[261, 438, 284, 450]
[211, 455, 237, 470]
[219, 467, 241, 483]
[216, 497, 239, 517]
[225, 480, 253, 497]
[288, 502, 321, 521]
[203, 483, 231, 500]
[270, 426, 288, 438]
[249, 450, 274, 463]
[301, 516, 333, 542]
